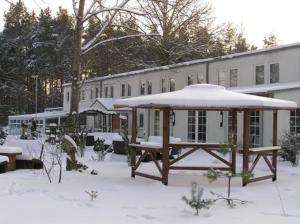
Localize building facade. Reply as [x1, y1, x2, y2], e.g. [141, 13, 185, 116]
[63, 43, 300, 147]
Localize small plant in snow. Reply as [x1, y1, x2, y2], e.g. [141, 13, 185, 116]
[93, 138, 106, 161]
[90, 169, 98, 175]
[204, 169, 249, 208]
[182, 182, 214, 215]
[85, 190, 98, 200]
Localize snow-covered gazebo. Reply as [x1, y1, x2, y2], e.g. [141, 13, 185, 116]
[114, 84, 297, 186]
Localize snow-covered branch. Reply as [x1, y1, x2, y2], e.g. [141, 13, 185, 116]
[81, 0, 131, 53]
[83, 7, 145, 23]
[81, 33, 160, 55]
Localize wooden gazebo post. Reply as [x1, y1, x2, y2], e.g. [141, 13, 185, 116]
[231, 109, 237, 174]
[131, 108, 137, 178]
[162, 108, 170, 185]
[272, 110, 278, 181]
[242, 109, 250, 186]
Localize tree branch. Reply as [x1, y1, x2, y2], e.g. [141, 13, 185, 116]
[81, 0, 131, 52]
[81, 33, 160, 55]
[83, 7, 145, 23]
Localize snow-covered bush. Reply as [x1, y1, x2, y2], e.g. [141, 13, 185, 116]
[279, 131, 300, 166]
[93, 138, 106, 161]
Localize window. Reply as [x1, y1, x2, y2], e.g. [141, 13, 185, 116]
[90, 89, 94, 100]
[250, 111, 262, 148]
[140, 82, 145, 95]
[108, 115, 112, 132]
[154, 110, 160, 136]
[230, 69, 238, 87]
[187, 111, 196, 142]
[103, 115, 107, 132]
[187, 111, 206, 142]
[147, 80, 152, 94]
[197, 74, 205, 83]
[256, 65, 264, 84]
[121, 84, 126, 97]
[198, 111, 206, 142]
[187, 75, 193, 85]
[66, 92, 70, 102]
[290, 109, 300, 141]
[218, 71, 226, 86]
[270, 63, 279, 83]
[81, 90, 86, 100]
[105, 87, 108, 98]
[139, 114, 144, 128]
[95, 88, 99, 98]
[161, 78, 167, 92]
[127, 84, 131, 96]
[110, 86, 114, 97]
[169, 78, 175, 92]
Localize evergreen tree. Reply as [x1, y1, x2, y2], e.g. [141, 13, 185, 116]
[0, 0, 36, 113]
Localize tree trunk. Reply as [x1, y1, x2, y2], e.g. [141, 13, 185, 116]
[70, 0, 85, 113]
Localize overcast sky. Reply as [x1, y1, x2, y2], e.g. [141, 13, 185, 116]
[0, 0, 300, 48]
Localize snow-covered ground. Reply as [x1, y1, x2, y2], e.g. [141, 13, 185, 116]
[1, 137, 300, 224]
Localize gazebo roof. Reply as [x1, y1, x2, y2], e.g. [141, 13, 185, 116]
[114, 84, 297, 110]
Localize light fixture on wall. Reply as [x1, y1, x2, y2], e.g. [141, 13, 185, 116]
[170, 111, 176, 126]
[220, 111, 224, 127]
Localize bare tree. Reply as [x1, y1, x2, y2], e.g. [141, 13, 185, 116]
[70, 0, 159, 113]
[135, 0, 215, 64]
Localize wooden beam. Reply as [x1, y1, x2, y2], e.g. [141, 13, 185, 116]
[169, 148, 198, 165]
[242, 109, 250, 186]
[131, 109, 137, 178]
[231, 110, 237, 174]
[169, 166, 231, 171]
[162, 108, 170, 185]
[202, 149, 232, 167]
[248, 175, 274, 184]
[272, 110, 278, 181]
[249, 154, 261, 173]
[135, 172, 163, 182]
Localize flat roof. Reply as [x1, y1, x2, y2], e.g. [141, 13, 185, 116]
[229, 81, 300, 94]
[63, 42, 300, 87]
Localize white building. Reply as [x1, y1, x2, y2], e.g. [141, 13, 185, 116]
[62, 42, 300, 147]
[8, 107, 66, 135]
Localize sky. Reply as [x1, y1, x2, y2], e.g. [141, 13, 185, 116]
[0, 0, 300, 48]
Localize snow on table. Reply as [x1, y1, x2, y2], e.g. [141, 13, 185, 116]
[0, 155, 9, 163]
[0, 146, 22, 154]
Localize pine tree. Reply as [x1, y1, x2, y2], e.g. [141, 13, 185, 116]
[182, 182, 214, 215]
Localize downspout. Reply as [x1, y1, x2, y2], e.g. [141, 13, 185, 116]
[99, 80, 103, 98]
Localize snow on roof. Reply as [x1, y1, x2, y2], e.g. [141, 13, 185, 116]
[93, 98, 119, 110]
[79, 107, 116, 115]
[229, 81, 300, 94]
[63, 42, 300, 87]
[114, 84, 297, 110]
[8, 111, 67, 120]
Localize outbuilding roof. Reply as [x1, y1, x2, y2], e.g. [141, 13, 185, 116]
[114, 84, 297, 110]
[229, 81, 300, 94]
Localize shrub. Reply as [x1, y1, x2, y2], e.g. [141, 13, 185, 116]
[279, 132, 300, 166]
